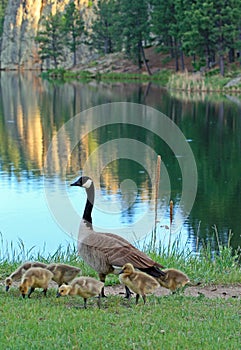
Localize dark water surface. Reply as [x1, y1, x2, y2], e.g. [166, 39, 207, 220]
[0, 72, 240, 257]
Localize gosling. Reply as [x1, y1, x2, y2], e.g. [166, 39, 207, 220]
[5, 261, 47, 291]
[119, 263, 159, 305]
[57, 277, 104, 309]
[157, 268, 190, 292]
[19, 267, 54, 298]
[46, 263, 81, 286]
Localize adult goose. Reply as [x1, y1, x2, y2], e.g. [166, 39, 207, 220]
[71, 176, 165, 297]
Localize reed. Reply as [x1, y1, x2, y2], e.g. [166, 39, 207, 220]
[152, 155, 161, 249]
[167, 200, 173, 254]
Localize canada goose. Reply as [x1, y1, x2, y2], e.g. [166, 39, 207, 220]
[119, 263, 159, 304]
[71, 176, 165, 297]
[19, 267, 53, 298]
[46, 263, 81, 286]
[57, 277, 104, 309]
[157, 268, 190, 292]
[5, 261, 47, 291]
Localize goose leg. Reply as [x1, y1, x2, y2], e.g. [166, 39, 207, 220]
[28, 287, 35, 298]
[99, 273, 107, 297]
[97, 294, 101, 309]
[135, 294, 140, 305]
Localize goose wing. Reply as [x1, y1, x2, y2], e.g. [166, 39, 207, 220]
[81, 231, 164, 271]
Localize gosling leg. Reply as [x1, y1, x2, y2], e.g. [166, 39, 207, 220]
[124, 286, 132, 299]
[84, 298, 87, 309]
[142, 295, 146, 304]
[42, 288, 48, 297]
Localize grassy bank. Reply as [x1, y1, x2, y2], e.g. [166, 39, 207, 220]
[0, 233, 240, 349]
[0, 290, 240, 350]
[42, 65, 241, 94]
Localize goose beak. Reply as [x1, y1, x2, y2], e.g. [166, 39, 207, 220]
[70, 181, 79, 186]
[5, 286, 9, 292]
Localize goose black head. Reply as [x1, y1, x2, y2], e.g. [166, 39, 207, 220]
[71, 176, 93, 189]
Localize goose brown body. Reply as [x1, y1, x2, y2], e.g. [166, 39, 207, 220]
[157, 268, 190, 292]
[19, 267, 53, 298]
[46, 263, 81, 286]
[119, 263, 159, 304]
[5, 261, 47, 291]
[57, 277, 104, 308]
[71, 176, 165, 297]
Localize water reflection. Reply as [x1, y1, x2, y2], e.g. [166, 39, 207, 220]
[0, 71, 240, 256]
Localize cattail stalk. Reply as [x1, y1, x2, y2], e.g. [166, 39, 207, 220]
[168, 200, 173, 254]
[152, 155, 161, 249]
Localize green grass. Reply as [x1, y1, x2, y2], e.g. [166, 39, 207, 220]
[0, 231, 240, 349]
[0, 290, 240, 349]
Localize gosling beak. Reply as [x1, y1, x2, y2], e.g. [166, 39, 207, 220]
[22, 294, 26, 299]
[118, 270, 124, 275]
[56, 292, 61, 298]
[5, 286, 9, 292]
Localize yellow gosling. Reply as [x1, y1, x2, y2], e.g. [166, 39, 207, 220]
[5, 261, 47, 292]
[119, 263, 159, 304]
[57, 277, 104, 309]
[19, 267, 54, 298]
[157, 268, 190, 292]
[46, 263, 81, 286]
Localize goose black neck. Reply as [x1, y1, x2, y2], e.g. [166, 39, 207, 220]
[83, 182, 95, 226]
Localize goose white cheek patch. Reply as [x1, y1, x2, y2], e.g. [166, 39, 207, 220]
[82, 179, 92, 188]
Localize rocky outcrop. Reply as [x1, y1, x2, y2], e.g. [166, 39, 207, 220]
[0, 0, 94, 70]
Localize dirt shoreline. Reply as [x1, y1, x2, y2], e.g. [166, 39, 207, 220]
[1, 280, 240, 299]
[105, 284, 241, 299]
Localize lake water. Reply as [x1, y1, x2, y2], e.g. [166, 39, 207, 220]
[0, 71, 240, 259]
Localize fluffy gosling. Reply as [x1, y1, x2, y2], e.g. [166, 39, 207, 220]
[5, 261, 47, 292]
[19, 267, 54, 298]
[119, 263, 159, 304]
[57, 277, 104, 309]
[157, 268, 190, 292]
[46, 263, 81, 286]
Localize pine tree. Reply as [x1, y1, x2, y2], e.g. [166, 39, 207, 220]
[36, 12, 66, 69]
[91, 0, 120, 54]
[118, 0, 152, 74]
[63, 2, 84, 66]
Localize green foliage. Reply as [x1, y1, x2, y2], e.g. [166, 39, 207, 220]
[35, 12, 66, 69]
[91, 0, 120, 54]
[63, 2, 84, 66]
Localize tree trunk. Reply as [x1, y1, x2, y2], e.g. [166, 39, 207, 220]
[73, 36, 77, 66]
[219, 54, 225, 76]
[228, 48, 235, 63]
[174, 37, 179, 72]
[180, 44, 185, 71]
[140, 42, 152, 75]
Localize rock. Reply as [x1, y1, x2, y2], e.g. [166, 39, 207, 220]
[225, 75, 241, 88]
[0, 0, 95, 70]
